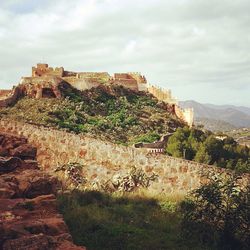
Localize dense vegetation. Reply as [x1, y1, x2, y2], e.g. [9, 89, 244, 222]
[166, 127, 250, 173]
[57, 191, 209, 250]
[0, 84, 183, 144]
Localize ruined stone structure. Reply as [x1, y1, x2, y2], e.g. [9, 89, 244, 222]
[30, 64, 147, 92]
[19, 76, 62, 98]
[0, 90, 12, 98]
[0, 63, 194, 126]
[0, 87, 22, 108]
[113, 72, 147, 91]
[32, 63, 64, 77]
[1, 119, 247, 195]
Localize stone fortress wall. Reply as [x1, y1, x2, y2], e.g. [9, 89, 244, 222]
[175, 106, 194, 128]
[63, 72, 112, 90]
[0, 87, 22, 108]
[0, 90, 12, 98]
[19, 76, 62, 98]
[0, 63, 194, 126]
[0, 119, 237, 194]
[147, 84, 194, 127]
[147, 84, 178, 105]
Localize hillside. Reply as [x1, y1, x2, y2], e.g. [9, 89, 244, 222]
[195, 117, 236, 132]
[180, 100, 250, 129]
[0, 84, 184, 145]
[204, 103, 250, 116]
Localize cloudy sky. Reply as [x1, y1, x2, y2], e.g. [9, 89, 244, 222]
[0, 0, 249, 106]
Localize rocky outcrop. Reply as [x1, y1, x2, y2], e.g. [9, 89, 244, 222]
[0, 132, 85, 250]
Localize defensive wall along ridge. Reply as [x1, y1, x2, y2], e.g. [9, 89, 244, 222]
[0, 119, 234, 194]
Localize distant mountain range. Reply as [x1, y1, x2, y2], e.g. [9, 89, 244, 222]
[180, 100, 250, 131]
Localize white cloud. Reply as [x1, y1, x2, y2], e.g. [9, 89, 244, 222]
[0, 0, 249, 106]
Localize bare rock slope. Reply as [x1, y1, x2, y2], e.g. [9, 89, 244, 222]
[0, 133, 85, 250]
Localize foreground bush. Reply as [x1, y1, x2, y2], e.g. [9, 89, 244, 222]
[180, 173, 250, 250]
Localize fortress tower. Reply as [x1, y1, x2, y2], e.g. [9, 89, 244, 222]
[32, 63, 64, 77]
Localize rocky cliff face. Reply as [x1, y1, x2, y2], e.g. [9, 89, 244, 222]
[0, 133, 85, 250]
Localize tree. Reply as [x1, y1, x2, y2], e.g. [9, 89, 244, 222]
[194, 145, 212, 164]
[203, 135, 223, 164]
[166, 127, 191, 159]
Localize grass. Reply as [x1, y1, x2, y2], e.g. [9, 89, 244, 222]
[57, 190, 212, 250]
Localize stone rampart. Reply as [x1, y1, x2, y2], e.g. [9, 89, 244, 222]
[0, 90, 12, 98]
[0, 119, 236, 194]
[147, 84, 194, 126]
[175, 105, 194, 127]
[114, 79, 138, 91]
[62, 77, 99, 90]
[0, 87, 22, 108]
[148, 84, 178, 105]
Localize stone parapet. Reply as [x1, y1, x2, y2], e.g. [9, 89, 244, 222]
[0, 119, 244, 194]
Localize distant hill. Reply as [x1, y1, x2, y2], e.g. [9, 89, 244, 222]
[195, 117, 236, 132]
[203, 103, 250, 116]
[180, 100, 250, 130]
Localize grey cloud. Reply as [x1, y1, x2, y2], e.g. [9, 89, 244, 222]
[0, 0, 249, 106]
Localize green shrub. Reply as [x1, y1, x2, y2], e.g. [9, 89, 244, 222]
[180, 173, 250, 250]
[55, 162, 86, 188]
[133, 132, 161, 144]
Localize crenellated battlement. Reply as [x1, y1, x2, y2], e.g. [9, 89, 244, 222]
[147, 84, 194, 126]
[32, 63, 64, 77]
[147, 84, 178, 105]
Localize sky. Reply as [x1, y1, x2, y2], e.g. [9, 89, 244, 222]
[0, 0, 249, 107]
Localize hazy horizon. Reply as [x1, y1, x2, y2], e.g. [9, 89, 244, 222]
[0, 0, 249, 107]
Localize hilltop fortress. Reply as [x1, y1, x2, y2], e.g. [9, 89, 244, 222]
[0, 63, 193, 126]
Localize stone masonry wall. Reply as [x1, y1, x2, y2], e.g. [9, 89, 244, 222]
[0, 119, 230, 194]
[147, 84, 178, 105]
[0, 87, 21, 108]
[64, 76, 101, 91]
[0, 90, 12, 98]
[175, 105, 194, 127]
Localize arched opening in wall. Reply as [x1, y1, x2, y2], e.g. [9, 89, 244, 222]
[41, 88, 56, 98]
[31, 90, 37, 97]
[172, 104, 176, 115]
